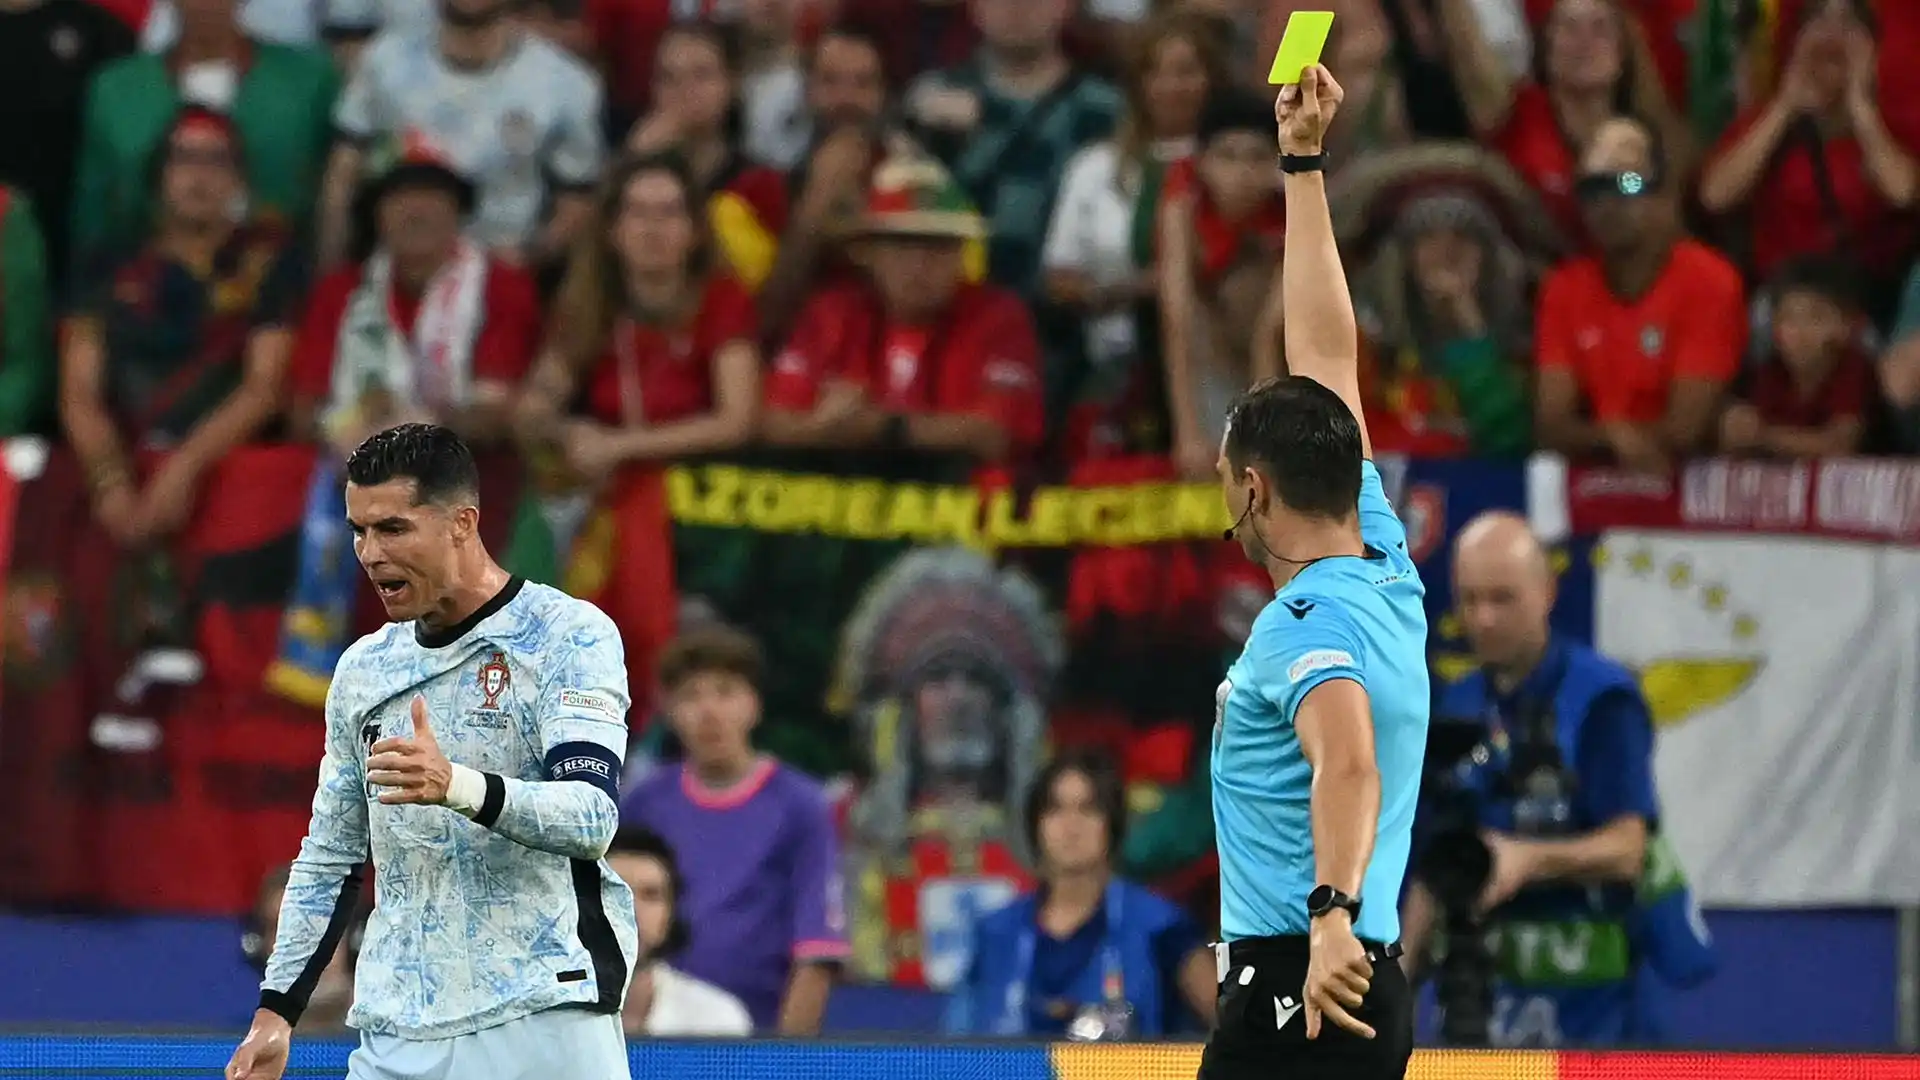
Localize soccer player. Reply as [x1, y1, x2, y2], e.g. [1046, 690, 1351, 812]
[1202, 66, 1430, 1080]
[226, 424, 638, 1080]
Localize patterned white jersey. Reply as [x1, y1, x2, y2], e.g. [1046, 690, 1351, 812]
[261, 579, 639, 1040]
[336, 29, 606, 250]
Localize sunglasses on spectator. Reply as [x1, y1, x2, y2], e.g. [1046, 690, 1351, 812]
[1574, 170, 1654, 201]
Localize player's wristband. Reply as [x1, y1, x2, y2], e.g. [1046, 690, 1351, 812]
[445, 763, 489, 817]
[1279, 151, 1327, 174]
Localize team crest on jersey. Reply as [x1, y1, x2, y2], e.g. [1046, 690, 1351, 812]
[477, 652, 511, 711]
[1402, 483, 1446, 563]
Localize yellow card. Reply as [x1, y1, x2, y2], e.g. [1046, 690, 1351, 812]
[1268, 10, 1335, 86]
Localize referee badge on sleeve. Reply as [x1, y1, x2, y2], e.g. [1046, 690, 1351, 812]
[1287, 649, 1354, 684]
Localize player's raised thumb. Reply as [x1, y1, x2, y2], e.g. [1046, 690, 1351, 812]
[410, 695, 436, 742]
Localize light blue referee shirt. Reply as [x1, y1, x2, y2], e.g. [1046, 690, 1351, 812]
[1212, 460, 1430, 944]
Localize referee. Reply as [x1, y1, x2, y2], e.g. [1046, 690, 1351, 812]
[1202, 65, 1429, 1080]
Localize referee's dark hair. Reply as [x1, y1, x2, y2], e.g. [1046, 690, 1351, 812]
[608, 826, 692, 958]
[345, 423, 480, 507]
[1224, 376, 1365, 520]
[1023, 749, 1130, 865]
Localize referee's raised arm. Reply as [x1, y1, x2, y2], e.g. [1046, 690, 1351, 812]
[1274, 66, 1371, 460]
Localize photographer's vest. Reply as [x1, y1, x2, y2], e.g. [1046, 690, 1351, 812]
[1439, 642, 1669, 1046]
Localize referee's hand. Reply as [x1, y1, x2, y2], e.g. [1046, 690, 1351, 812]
[1304, 912, 1376, 1040]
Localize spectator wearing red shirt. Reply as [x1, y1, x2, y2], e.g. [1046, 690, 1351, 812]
[1534, 116, 1746, 473]
[1157, 88, 1285, 479]
[519, 151, 761, 480]
[627, 22, 790, 295]
[1719, 258, 1874, 458]
[290, 138, 539, 451]
[1771, 0, 1920, 153]
[1443, 0, 1688, 242]
[1699, 0, 1917, 307]
[516, 152, 762, 712]
[270, 138, 543, 707]
[764, 155, 1043, 466]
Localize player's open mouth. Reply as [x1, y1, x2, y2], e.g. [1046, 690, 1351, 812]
[374, 580, 408, 599]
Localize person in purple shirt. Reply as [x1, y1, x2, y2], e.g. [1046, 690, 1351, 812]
[619, 624, 849, 1032]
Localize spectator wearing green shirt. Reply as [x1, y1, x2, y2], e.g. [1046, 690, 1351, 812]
[69, 0, 336, 262]
[0, 186, 53, 438]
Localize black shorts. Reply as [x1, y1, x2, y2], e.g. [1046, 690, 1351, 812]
[1197, 935, 1413, 1080]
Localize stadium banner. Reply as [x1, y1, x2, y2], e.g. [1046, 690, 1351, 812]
[1, 1036, 1918, 1080]
[1564, 457, 1920, 544]
[1593, 528, 1920, 907]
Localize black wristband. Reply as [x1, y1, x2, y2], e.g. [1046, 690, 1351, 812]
[1279, 151, 1327, 174]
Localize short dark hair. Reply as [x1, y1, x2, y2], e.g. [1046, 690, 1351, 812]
[344, 423, 480, 505]
[1770, 254, 1861, 313]
[1223, 376, 1364, 520]
[609, 825, 680, 871]
[607, 826, 691, 957]
[657, 623, 763, 694]
[1023, 749, 1129, 863]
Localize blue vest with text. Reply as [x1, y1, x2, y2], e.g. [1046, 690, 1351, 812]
[1436, 639, 1713, 1046]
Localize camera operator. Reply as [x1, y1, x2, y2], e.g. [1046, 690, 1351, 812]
[1402, 511, 1684, 1047]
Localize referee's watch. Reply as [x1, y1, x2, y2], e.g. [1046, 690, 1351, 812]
[1307, 885, 1362, 922]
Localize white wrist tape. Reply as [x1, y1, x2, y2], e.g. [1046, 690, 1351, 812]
[445, 763, 488, 817]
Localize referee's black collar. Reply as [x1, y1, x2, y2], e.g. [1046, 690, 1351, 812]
[416, 576, 525, 649]
[1297, 544, 1389, 571]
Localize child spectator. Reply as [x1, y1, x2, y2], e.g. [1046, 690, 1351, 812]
[1719, 259, 1875, 458]
[619, 625, 849, 1034]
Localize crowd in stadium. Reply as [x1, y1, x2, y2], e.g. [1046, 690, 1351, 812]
[0, 0, 1913, 1050]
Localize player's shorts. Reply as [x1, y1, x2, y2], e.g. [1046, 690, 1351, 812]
[346, 1006, 628, 1080]
[1198, 935, 1412, 1080]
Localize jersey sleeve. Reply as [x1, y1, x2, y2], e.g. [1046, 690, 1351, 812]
[466, 600, 630, 859]
[788, 783, 852, 964]
[259, 649, 372, 1025]
[1357, 460, 1408, 556]
[1671, 253, 1747, 384]
[1250, 600, 1369, 724]
[958, 293, 1046, 456]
